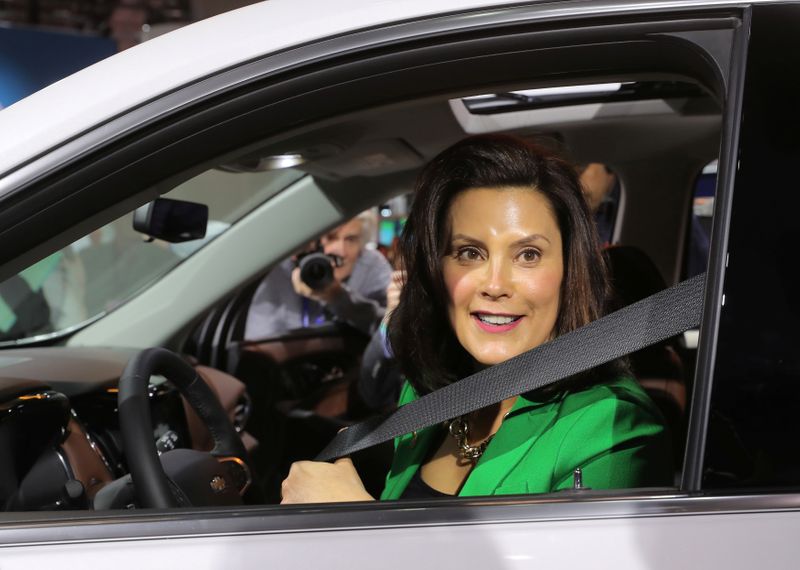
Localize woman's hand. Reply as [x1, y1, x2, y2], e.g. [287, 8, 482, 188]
[280, 457, 375, 504]
[382, 270, 406, 325]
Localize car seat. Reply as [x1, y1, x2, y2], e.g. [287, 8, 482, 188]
[604, 245, 687, 468]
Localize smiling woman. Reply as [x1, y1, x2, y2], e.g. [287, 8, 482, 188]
[280, 134, 672, 503]
[443, 187, 564, 366]
[392, 134, 608, 394]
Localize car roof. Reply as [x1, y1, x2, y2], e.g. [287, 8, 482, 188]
[0, 0, 527, 182]
[0, 0, 765, 186]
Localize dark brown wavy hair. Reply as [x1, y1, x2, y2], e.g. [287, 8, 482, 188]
[387, 134, 610, 396]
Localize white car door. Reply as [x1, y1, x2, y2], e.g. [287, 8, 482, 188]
[2, 1, 800, 568]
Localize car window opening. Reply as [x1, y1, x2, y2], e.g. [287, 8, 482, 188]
[0, 27, 732, 514]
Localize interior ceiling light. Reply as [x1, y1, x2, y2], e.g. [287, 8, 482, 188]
[259, 153, 307, 169]
[217, 152, 307, 173]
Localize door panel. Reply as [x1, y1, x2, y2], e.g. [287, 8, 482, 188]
[3, 509, 799, 569]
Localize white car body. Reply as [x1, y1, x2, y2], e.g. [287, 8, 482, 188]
[0, 0, 524, 180]
[1, 0, 799, 567]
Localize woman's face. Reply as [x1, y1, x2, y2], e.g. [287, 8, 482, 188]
[442, 186, 564, 367]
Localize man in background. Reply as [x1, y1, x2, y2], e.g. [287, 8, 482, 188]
[579, 162, 618, 244]
[245, 211, 392, 340]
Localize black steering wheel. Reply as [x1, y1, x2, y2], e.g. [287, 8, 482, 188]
[118, 347, 252, 508]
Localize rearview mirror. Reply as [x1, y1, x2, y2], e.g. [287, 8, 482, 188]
[133, 198, 208, 243]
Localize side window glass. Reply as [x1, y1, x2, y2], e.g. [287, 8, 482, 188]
[686, 160, 715, 277]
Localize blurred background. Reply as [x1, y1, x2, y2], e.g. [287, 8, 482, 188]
[0, 0, 261, 108]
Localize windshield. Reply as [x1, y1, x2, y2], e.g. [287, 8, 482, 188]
[0, 167, 303, 345]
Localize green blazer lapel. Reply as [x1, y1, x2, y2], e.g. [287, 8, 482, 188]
[459, 392, 565, 496]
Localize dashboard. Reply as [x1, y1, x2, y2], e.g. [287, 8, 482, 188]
[0, 347, 254, 511]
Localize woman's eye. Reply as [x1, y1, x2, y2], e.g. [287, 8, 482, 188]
[518, 248, 541, 263]
[455, 247, 482, 262]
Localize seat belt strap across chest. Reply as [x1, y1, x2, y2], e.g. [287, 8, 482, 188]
[318, 272, 705, 461]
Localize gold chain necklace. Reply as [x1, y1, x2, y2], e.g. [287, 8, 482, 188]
[447, 416, 495, 463]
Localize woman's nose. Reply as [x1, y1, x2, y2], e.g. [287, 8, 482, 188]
[479, 258, 512, 300]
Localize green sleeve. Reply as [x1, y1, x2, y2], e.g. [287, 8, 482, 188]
[551, 397, 672, 491]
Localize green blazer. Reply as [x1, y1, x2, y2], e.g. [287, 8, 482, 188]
[380, 376, 671, 499]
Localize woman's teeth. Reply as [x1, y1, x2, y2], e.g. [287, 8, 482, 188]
[477, 314, 520, 325]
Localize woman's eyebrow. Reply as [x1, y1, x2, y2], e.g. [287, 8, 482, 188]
[511, 234, 552, 247]
[450, 233, 552, 246]
[450, 233, 485, 246]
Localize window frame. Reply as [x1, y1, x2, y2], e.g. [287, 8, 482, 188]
[0, 0, 764, 546]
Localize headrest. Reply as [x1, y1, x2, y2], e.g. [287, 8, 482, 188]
[604, 245, 667, 310]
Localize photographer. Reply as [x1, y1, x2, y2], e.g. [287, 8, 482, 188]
[244, 211, 392, 340]
[357, 268, 405, 411]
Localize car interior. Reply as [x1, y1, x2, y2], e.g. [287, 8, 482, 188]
[0, 16, 732, 511]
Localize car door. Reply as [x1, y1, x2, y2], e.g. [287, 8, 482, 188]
[2, 1, 800, 568]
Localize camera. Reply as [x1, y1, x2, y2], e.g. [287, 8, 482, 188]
[295, 247, 343, 290]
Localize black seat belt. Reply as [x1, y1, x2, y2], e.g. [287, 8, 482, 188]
[318, 272, 705, 461]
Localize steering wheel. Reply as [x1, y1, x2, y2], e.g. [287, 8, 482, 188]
[117, 347, 252, 508]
